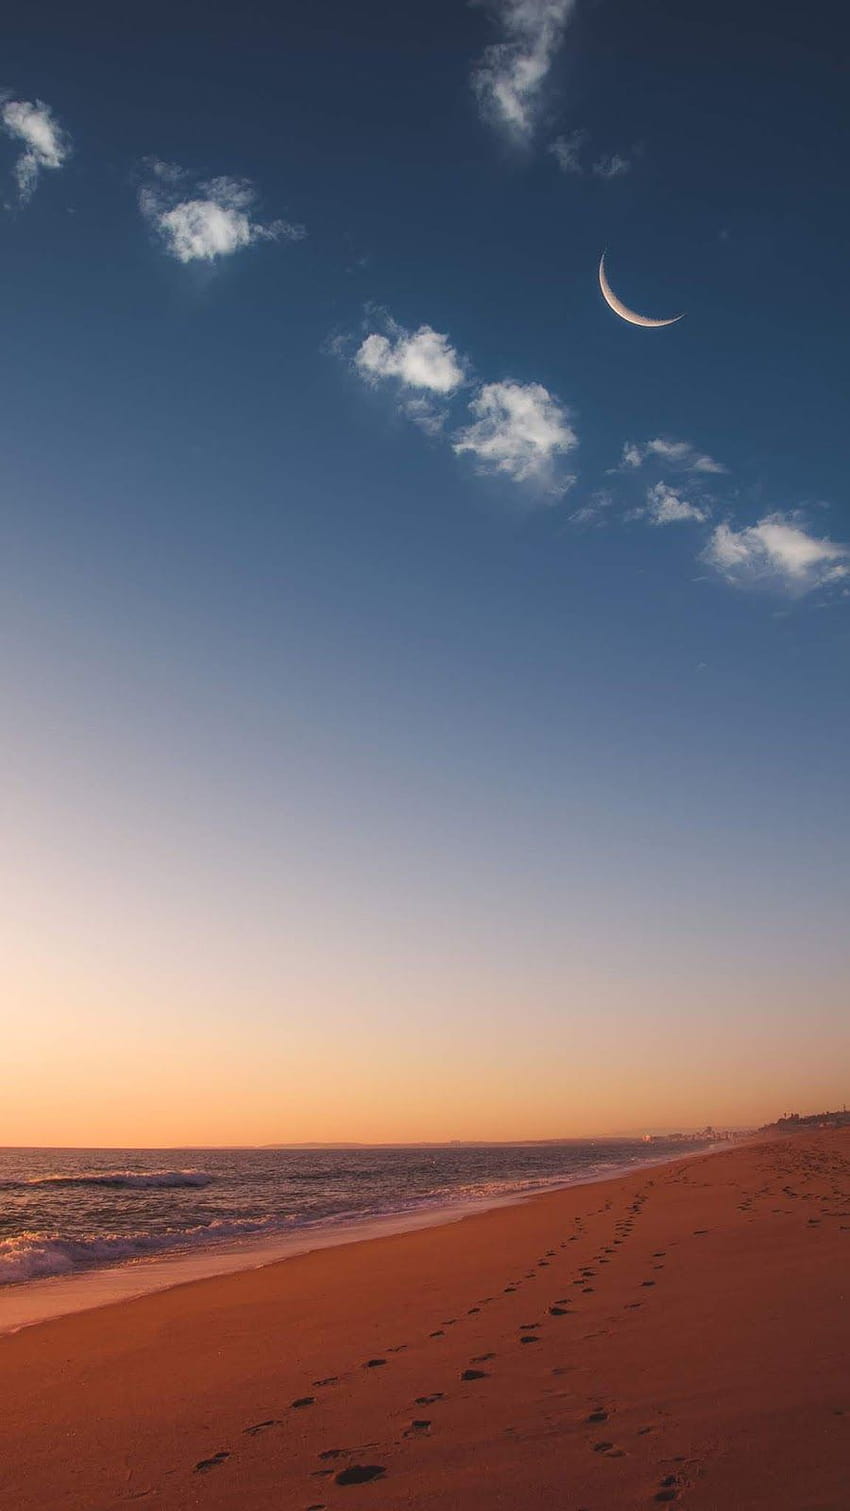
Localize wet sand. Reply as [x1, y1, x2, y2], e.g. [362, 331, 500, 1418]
[1, 1129, 848, 1510]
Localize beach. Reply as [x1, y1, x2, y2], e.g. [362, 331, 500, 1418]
[1, 1129, 848, 1510]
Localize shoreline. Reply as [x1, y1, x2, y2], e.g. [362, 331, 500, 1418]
[0, 1142, 719, 1337]
[2, 1129, 847, 1510]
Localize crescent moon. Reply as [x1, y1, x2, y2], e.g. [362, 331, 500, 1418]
[598, 253, 684, 328]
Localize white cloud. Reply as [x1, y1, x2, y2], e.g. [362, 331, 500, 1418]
[570, 489, 613, 526]
[550, 132, 630, 178]
[621, 437, 726, 474]
[1, 96, 70, 202]
[642, 481, 707, 526]
[139, 162, 303, 263]
[355, 324, 465, 394]
[549, 130, 585, 173]
[348, 321, 577, 483]
[704, 515, 849, 594]
[453, 379, 577, 488]
[472, 0, 576, 141]
[592, 152, 630, 179]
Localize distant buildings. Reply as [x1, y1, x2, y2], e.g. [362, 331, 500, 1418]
[765, 1109, 850, 1131]
[641, 1127, 726, 1145]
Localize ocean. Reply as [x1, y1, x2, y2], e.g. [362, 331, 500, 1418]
[0, 1138, 706, 1297]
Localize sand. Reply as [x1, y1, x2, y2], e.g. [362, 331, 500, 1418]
[1, 1129, 849, 1510]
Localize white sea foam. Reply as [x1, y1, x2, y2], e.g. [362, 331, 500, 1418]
[0, 1216, 279, 1285]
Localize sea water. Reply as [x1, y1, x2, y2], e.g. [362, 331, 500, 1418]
[0, 1139, 708, 1331]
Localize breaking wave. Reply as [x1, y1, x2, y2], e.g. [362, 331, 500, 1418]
[0, 1216, 279, 1286]
[3, 1170, 214, 1191]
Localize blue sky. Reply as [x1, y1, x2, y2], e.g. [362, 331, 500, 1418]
[3, 0, 848, 1142]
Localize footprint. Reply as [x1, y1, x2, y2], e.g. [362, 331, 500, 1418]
[430, 1330, 445, 1338]
[587, 1409, 608, 1423]
[415, 1393, 444, 1405]
[293, 1397, 316, 1408]
[519, 1335, 539, 1344]
[363, 1360, 386, 1369]
[404, 1419, 431, 1436]
[549, 1306, 571, 1316]
[244, 1419, 282, 1436]
[471, 1352, 496, 1362]
[313, 1377, 338, 1387]
[460, 1368, 489, 1380]
[194, 1451, 230, 1474]
[335, 1465, 386, 1486]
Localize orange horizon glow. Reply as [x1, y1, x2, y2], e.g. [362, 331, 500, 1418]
[7, 952, 847, 1148]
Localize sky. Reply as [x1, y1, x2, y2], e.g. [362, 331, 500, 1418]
[2, 0, 849, 1146]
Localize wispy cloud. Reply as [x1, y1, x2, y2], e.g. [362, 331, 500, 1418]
[472, 0, 576, 142]
[570, 489, 614, 526]
[591, 152, 630, 179]
[703, 515, 849, 595]
[139, 161, 304, 263]
[1, 96, 70, 202]
[640, 481, 708, 526]
[549, 130, 585, 173]
[620, 437, 726, 475]
[549, 132, 631, 178]
[453, 379, 577, 489]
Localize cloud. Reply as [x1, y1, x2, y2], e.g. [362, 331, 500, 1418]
[353, 319, 467, 434]
[549, 132, 631, 178]
[472, 0, 576, 141]
[355, 324, 465, 395]
[570, 489, 614, 526]
[1, 96, 70, 202]
[703, 515, 849, 594]
[139, 161, 303, 263]
[641, 481, 707, 526]
[549, 130, 585, 173]
[345, 314, 578, 491]
[621, 437, 726, 475]
[591, 152, 630, 179]
[453, 379, 577, 488]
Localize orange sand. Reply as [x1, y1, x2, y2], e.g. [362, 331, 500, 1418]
[1, 1130, 849, 1510]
